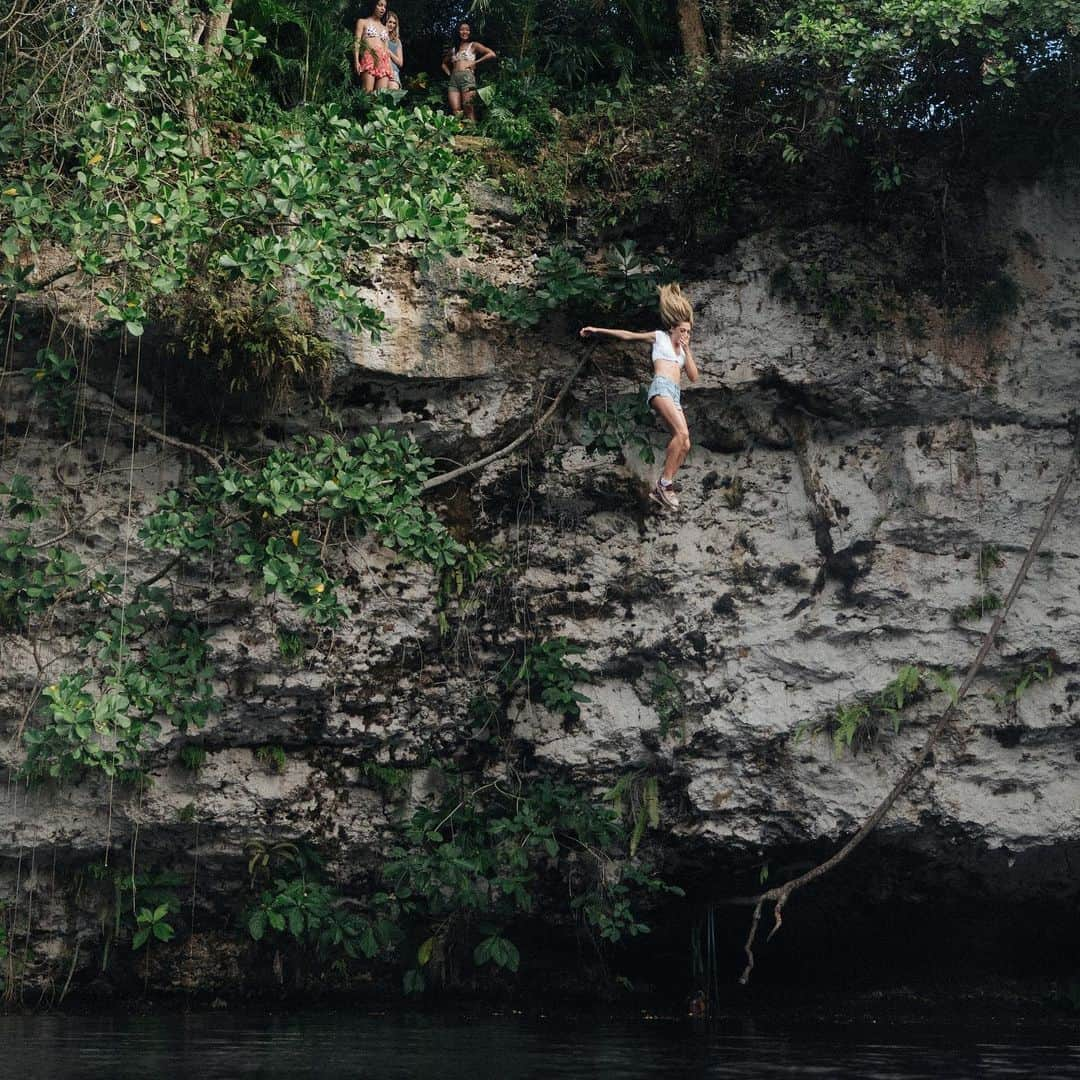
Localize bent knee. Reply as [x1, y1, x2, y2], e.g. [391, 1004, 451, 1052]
[679, 434, 691, 454]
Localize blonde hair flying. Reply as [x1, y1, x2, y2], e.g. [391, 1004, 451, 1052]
[657, 283, 693, 330]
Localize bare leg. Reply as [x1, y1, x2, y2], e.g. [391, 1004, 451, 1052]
[650, 395, 691, 483]
[462, 86, 476, 121]
[361, 73, 375, 93]
[375, 76, 389, 91]
[447, 88, 462, 116]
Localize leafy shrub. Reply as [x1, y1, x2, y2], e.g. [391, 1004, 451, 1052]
[2, 5, 474, 339]
[141, 429, 484, 627]
[384, 775, 681, 990]
[22, 591, 220, 782]
[581, 394, 656, 464]
[952, 591, 1004, 624]
[255, 745, 288, 773]
[502, 637, 591, 721]
[464, 240, 671, 328]
[476, 62, 560, 158]
[248, 878, 397, 962]
[795, 664, 958, 755]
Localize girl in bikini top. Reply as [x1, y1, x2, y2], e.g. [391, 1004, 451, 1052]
[652, 329, 686, 370]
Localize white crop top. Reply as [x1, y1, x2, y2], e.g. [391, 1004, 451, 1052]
[652, 329, 685, 369]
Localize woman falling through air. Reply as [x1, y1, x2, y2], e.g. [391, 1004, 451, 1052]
[580, 285, 698, 510]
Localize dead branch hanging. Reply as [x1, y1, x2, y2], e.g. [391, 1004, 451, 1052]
[80, 400, 225, 472]
[737, 424, 1080, 986]
[421, 345, 595, 493]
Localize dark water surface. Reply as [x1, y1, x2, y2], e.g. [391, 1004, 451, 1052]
[3, 1011, 1080, 1079]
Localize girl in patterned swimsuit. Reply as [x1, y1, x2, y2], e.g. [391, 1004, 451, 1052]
[579, 284, 699, 510]
[354, 0, 393, 93]
[441, 22, 496, 121]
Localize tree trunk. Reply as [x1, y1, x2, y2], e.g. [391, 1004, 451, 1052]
[176, 1, 235, 157]
[204, 4, 233, 61]
[676, 0, 708, 58]
[715, 0, 733, 61]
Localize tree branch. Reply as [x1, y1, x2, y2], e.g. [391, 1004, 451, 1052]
[81, 401, 225, 472]
[421, 345, 595, 493]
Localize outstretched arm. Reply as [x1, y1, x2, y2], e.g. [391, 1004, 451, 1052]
[579, 327, 656, 343]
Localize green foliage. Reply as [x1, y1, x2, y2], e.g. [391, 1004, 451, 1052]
[0, 474, 40, 521]
[132, 904, 176, 951]
[461, 275, 543, 328]
[464, 240, 670, 328]
[359, 761, 410, 797]
[476, 62, 560, 157]
[502, 637, 591, 721]
[990, 659, 1054, 709]
[573, 862, 680, 944]
[436, 546, 494, 638]
[473, 931, 520, 973]
[247, 878, 397, 962]
[384, 774, 681, 983]
[30, 347, 79, 427]
[0, 476, 100, 632]
[277, 629, 307, 661]
[649, 662, 686, 741]
[141, 430, 484, 627]
[581, 394, 656, 465]
[952, 591, 1004, 624]
[246, 838, 307, 887]
[159, 288, 335, 404]
[750, 0, 1078, 171]
[233, 0, 354, 109]
[796, 664, 938, 754]
[606, 773, 662, 857]
[83, 865, 184, 962]
[978, 544, 1005, 583]
[22, 592, 220, 782]
[0, 531, 92, 633]
[256, 745, 288, 773]
[179, 744, 208, 772]
[2, 5, 473, 339]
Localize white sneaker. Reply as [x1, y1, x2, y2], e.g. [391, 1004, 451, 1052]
[649, 482, 679, 509]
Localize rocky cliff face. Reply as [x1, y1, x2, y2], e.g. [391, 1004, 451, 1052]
[1, 173, 1077, 1003]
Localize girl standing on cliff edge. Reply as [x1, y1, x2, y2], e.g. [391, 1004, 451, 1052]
[580, 284, 699, 510]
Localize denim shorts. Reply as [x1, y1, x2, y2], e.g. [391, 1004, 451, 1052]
[646, 375, 682, 411]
